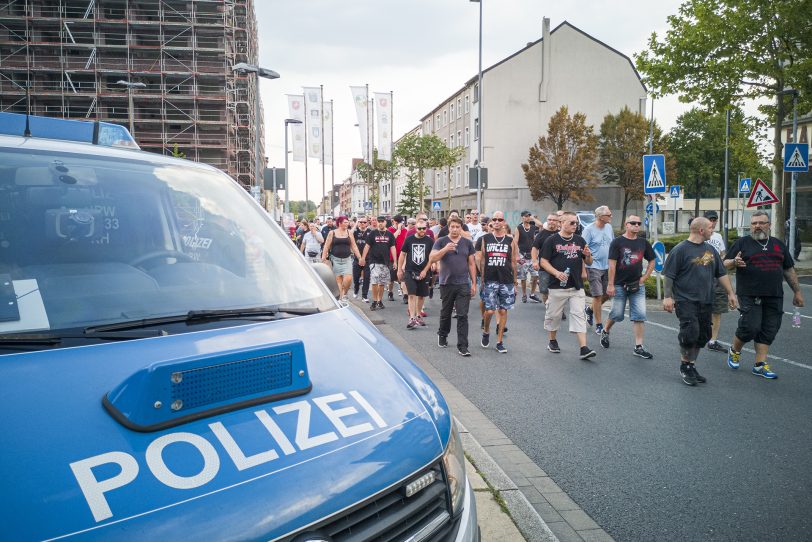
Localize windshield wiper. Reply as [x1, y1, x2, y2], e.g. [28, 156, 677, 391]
[0, 329, 167, 349]
[84, 306, 320, 334]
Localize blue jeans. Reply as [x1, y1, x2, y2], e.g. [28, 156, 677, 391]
[608, 285, 646, 322]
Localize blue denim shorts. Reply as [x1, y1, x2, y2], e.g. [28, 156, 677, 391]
[480, 281, 516, 311]
[608, 284, 646, 322]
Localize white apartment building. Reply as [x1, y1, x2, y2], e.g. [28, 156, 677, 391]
[418, 19, 648, 225]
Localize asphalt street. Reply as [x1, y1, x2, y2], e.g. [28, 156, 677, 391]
[366, 280, 812, 541]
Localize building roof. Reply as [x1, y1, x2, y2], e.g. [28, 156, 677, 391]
[420, 20, 646, 122]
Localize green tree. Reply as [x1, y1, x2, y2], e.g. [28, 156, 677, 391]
[356, 149, 397, 216]
[669, 107, 769, 217]
[396, 172, 423, 216]
[599, 107, 672, 220]
[635, 0, 812, 228]
[522, 106, 600, 210]
[393, 133, 464, 212]
[171, 144, 185, 159]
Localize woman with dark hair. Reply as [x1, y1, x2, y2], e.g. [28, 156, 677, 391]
[322, 216, 362, 300]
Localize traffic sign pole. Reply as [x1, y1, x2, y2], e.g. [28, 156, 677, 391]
[790, 93, 798, 260]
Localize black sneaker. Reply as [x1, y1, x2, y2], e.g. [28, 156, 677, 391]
[594, 323, 604, 335]
[585, 306, 594, 326]
[529, 294, 541, 303]
[388, 292, 395, 301]
[370, 301, 379, 311]
[579, 346, 597, 360]
[458, 346, 471, 357]
[378, 301, 386, 310]
[692, 365, 707, 383]
[496, 342, 507, 354]
[680, 363, 698, 386]
[633, 345, 653, 359]
[438, 335, 448, 348]
[707, 340, 727, 353]
[600, 330, 610, 349]
[547, 340, 561, 353]
[481, 333, 490, 348]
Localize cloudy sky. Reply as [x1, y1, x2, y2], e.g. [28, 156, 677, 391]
[255, 0, 689, 202]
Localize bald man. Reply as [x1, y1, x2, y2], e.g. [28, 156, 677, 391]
[663, 217, 737, 386]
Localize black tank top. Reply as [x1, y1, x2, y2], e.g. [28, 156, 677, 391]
[330, 235, 352, 258]
[517, 224, 538, 254]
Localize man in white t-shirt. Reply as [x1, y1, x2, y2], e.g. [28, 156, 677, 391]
[702, 210, 729, 352]
[467, 210, 483, 240]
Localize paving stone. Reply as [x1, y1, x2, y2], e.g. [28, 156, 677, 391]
[545, 520, 584, 542]
[544, 491, 581, 511]
[527, 476, 563, 494]
[577, 528, 616, 542]
[514, 461, 548, 478]
[501, 489, 559, 542]
[465, 458, 488, 491]
[532, 501, 565, 524]
[560, 509, 600, 531]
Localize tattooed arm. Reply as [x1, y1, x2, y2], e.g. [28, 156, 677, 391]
[784, 267, 805, 307]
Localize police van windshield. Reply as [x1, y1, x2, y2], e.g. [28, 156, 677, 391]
[0, 148, 335, 336]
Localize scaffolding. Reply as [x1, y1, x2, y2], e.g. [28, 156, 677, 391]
[0, 0, 263, 189]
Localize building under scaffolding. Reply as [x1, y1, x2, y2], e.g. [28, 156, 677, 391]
[0, 0, 263, 189]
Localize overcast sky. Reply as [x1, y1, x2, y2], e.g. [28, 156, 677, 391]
[255, 0, 689, 202]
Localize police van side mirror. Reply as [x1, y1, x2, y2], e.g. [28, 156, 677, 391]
[312, 262, 340, 298]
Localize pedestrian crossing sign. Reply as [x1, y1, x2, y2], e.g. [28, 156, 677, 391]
[746, 178, 779, 208]
[432, 201, 442, 211]
[739, 178, 751, 193]
[784, 143, 809, 172]
[643, 154, 667, 194]
[669, 185, 680, 198]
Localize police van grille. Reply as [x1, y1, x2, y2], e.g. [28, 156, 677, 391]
[309, 464, 456, 542]
[171, 352, 292, 410]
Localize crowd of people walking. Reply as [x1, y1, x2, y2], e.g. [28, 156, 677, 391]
[291, 206, 804, 385]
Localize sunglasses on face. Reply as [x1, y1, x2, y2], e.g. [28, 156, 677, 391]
[627, 221, 642, 226]
[416, 227, 427, 231]
[566, 221, 577, 225]
[491, 218, 504, 222]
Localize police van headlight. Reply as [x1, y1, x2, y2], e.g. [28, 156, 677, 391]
[442, 421, 466, 517]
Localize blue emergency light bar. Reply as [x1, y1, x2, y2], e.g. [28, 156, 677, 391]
[0, 112, 139, 149]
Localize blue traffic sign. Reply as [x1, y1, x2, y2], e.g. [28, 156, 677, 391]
[652, 241, 666, 273]
[739, 178, 751, 193]
[643, 154, 667, 194]
[644, 217, 649, 228]
[432, 201, 442, 210]
[363, 200, 373, 210]
[669, 185, 680, 198]
[645, 202, 661, 215]
[784, 143, 809, 172]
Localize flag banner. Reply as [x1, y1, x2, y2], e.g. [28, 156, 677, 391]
[303, 86, 322, 159]
[350, 86, 369, 161]
[374, 92, 392, 161]
[287, 94, 305, 162]
[323, 101, 333, 166]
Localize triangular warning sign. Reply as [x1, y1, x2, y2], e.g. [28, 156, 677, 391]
[746, 178, 779, 208]
[786, 147, 807, 168]
[646, 161, 665, 189]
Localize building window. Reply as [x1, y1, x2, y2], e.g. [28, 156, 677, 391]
[436, 114, 440, 128]
[464, 127, 470, 147]
[443, 171, 448, 191]
[473, 83, 479, 103]
[474, 118, 479, 141]
[457, 130, 461, 148]
[457, 98, 462, 118]
[456, 166, 461, 188]
[465, 167, 469, 188]
[443, 109, 448, 125]
[450, 134, 455, 148]
[450, 103, 455, 121]
[464, 95, 470, 113]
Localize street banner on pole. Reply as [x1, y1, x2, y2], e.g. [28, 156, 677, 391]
[643, 154, 667, 194]
[350, 86, 369, 161]
[374, 92, 392, 161]
[746, 178, 779, 208]
[286, 95, 305, 162]
[322, 101, 333, 166]
[303, 87, 322, 159]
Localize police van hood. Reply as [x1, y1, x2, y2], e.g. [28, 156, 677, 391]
[0, 307, 452, 541]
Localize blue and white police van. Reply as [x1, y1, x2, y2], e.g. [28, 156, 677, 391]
[0, 113, 478, 541]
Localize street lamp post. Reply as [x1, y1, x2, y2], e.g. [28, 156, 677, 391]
[115, 80, 146, 136]
[232, 63, 280, 204]
[284, 118, 302, 216]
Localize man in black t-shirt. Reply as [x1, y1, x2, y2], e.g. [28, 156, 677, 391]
[398, 218, 434, 329]
[723, 210, 804, 380]
[540, 211, 595, 359]
[601, 215, 655, 358]
[352, 217, 371, 302]
[359, 217, 396, 310]
[514, 211, 541, 303]
[479, 211, 516, 353]
[531, 213, 561, 304]
[663, 217, 736, 386]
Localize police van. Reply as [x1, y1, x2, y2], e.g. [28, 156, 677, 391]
[0, 113, 478, 541]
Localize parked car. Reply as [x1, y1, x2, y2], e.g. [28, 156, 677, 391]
[0, 113, 478, 541]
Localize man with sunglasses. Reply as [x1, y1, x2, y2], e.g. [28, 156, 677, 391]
[352, 216, 371, 302]
[540, 211, 596, 359]
[399, 218, 434, 329]
[515, 211, 541, 303]
[478, 211, 517, 353]
[531, 214, 562, 306]
[723, 210, 804, 380]
[600, 215, 655, 358]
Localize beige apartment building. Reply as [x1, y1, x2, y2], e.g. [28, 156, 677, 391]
[417, 19, 648, 225]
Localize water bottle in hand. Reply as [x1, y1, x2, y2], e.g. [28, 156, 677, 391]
[560, 267, 570, 288]
[792, 307, 801, 328]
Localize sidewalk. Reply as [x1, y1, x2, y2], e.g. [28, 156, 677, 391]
[351, 299, 615, 542]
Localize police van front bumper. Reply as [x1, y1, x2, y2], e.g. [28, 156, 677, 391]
[454, 477, 480, 542]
